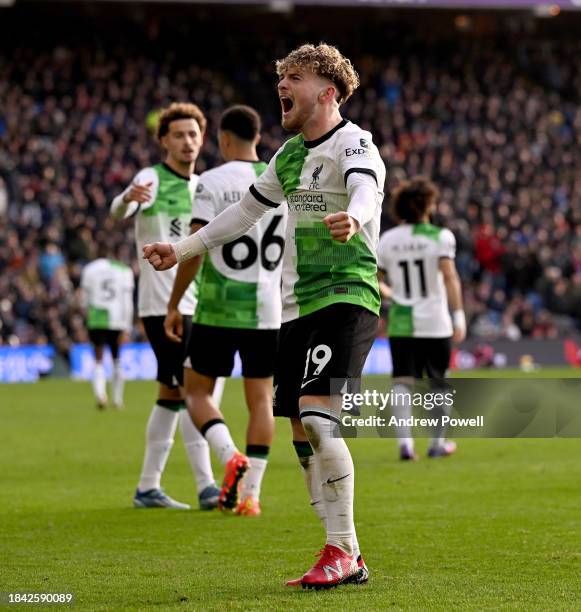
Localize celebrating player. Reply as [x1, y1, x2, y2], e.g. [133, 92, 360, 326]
[164, 105, 286, 516]
[110, 103, 220, 511]
[143, 44, 386, 588]
[80, 247, 134, 410]
[377, 176, 466, 460]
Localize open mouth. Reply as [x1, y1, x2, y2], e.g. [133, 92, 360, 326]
[280, 96, 294, 114]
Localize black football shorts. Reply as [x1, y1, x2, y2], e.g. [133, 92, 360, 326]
[273, 303, 378, 418]
[186, 323, 278, 378]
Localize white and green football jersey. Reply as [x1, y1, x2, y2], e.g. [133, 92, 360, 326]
[192, 160, 286, 329]
[122, 163, 199, 317]
[377, 223, 456, 338]
[250, 119, 386, 323]
[81, 258, 134, 331]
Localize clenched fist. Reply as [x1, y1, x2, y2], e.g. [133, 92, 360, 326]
[143, 242, 177, 271]
[323, 211, 360, 243]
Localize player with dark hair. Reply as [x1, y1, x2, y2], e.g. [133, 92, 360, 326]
[110, 102, 220, 510]
[164, 104, 286, 516]
[143, 44, 386, 588]
[377, 176, 466, 460]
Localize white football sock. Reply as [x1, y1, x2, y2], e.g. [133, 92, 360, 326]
[299, 451, 360, 558]
[299, 454, 327, 527]
[92, 362, 107, 403]
[301, 408, 355, 556]
[179, 409, 215, 493]
[392, 383, 414, 451]
[202, 421, 237, 466]
[111, 359, 124, 407]
[430, 384, 453, 449]
[212, 377, 226, 405]
[137, 405, 179, 492]
[240, 456, 268, 500]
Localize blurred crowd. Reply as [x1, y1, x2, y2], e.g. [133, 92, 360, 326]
[1, 13, 580, 357]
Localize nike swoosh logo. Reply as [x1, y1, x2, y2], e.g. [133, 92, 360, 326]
[301, 378, 318, 389]
[325, 474, 350, 485]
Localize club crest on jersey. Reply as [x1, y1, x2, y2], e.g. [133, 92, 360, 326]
[309, 163, 323, 191]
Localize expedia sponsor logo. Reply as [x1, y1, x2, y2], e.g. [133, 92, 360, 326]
[287, 192, 327, 212]
[345, 147, 369, 157]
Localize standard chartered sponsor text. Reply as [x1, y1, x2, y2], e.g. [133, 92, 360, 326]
[287, 192, 327, 212]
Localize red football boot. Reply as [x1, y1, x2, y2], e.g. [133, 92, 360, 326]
[344, 555, 369, 584]
[287, 545, 358, 590]
[234, 496, 261, 517]
[218, 451, 249, 510]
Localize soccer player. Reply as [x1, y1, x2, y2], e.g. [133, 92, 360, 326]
[377, 176, 466, 460]
[143, 44, 386, 588]
[110, 103, 220, 511]
[164, 105, 286, 516]
[80, 248, 134, 410]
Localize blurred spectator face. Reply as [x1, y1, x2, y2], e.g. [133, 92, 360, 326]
[159, 118, 203, 166]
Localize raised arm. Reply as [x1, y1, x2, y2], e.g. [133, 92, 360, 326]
[143, 188, 277, 270]
[323, 172, 380, 243]
[110, 168, 158, 220]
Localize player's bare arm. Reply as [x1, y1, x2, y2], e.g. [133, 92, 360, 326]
[439, 257, 466, 343]
[376, 269, 392, 300]
[110, 178, 155, 220]
[123, 181, 153, 205]
[164, 224, 204, 342]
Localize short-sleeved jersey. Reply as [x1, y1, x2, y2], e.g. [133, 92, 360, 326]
[127, 163, 198, 317]
[191, 160, 286, 330]
[377, 223, 456, 338]
[81, 258, 134, 331]
[250, 119, 386, 323]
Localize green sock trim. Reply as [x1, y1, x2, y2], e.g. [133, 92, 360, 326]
[246, 444, 269, 460]
[156, 399, 186, 412]
[293, 440, 314, 458]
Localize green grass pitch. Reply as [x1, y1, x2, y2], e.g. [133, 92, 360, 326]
[1, 371, 580, 610]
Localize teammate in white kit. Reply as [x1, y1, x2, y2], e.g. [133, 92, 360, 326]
[165, 105, 286, 516]
[110, 103, 220, 510]
[143, 44, 386, 588]
[377, 176, 466, 460]
[80, 251, 134, 410]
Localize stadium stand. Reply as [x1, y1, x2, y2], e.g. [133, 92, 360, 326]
[1, 4, 580, 358]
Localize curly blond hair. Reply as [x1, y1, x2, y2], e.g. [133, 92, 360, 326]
[275, 43, 360, 105]
[157, 103, 207, 140]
